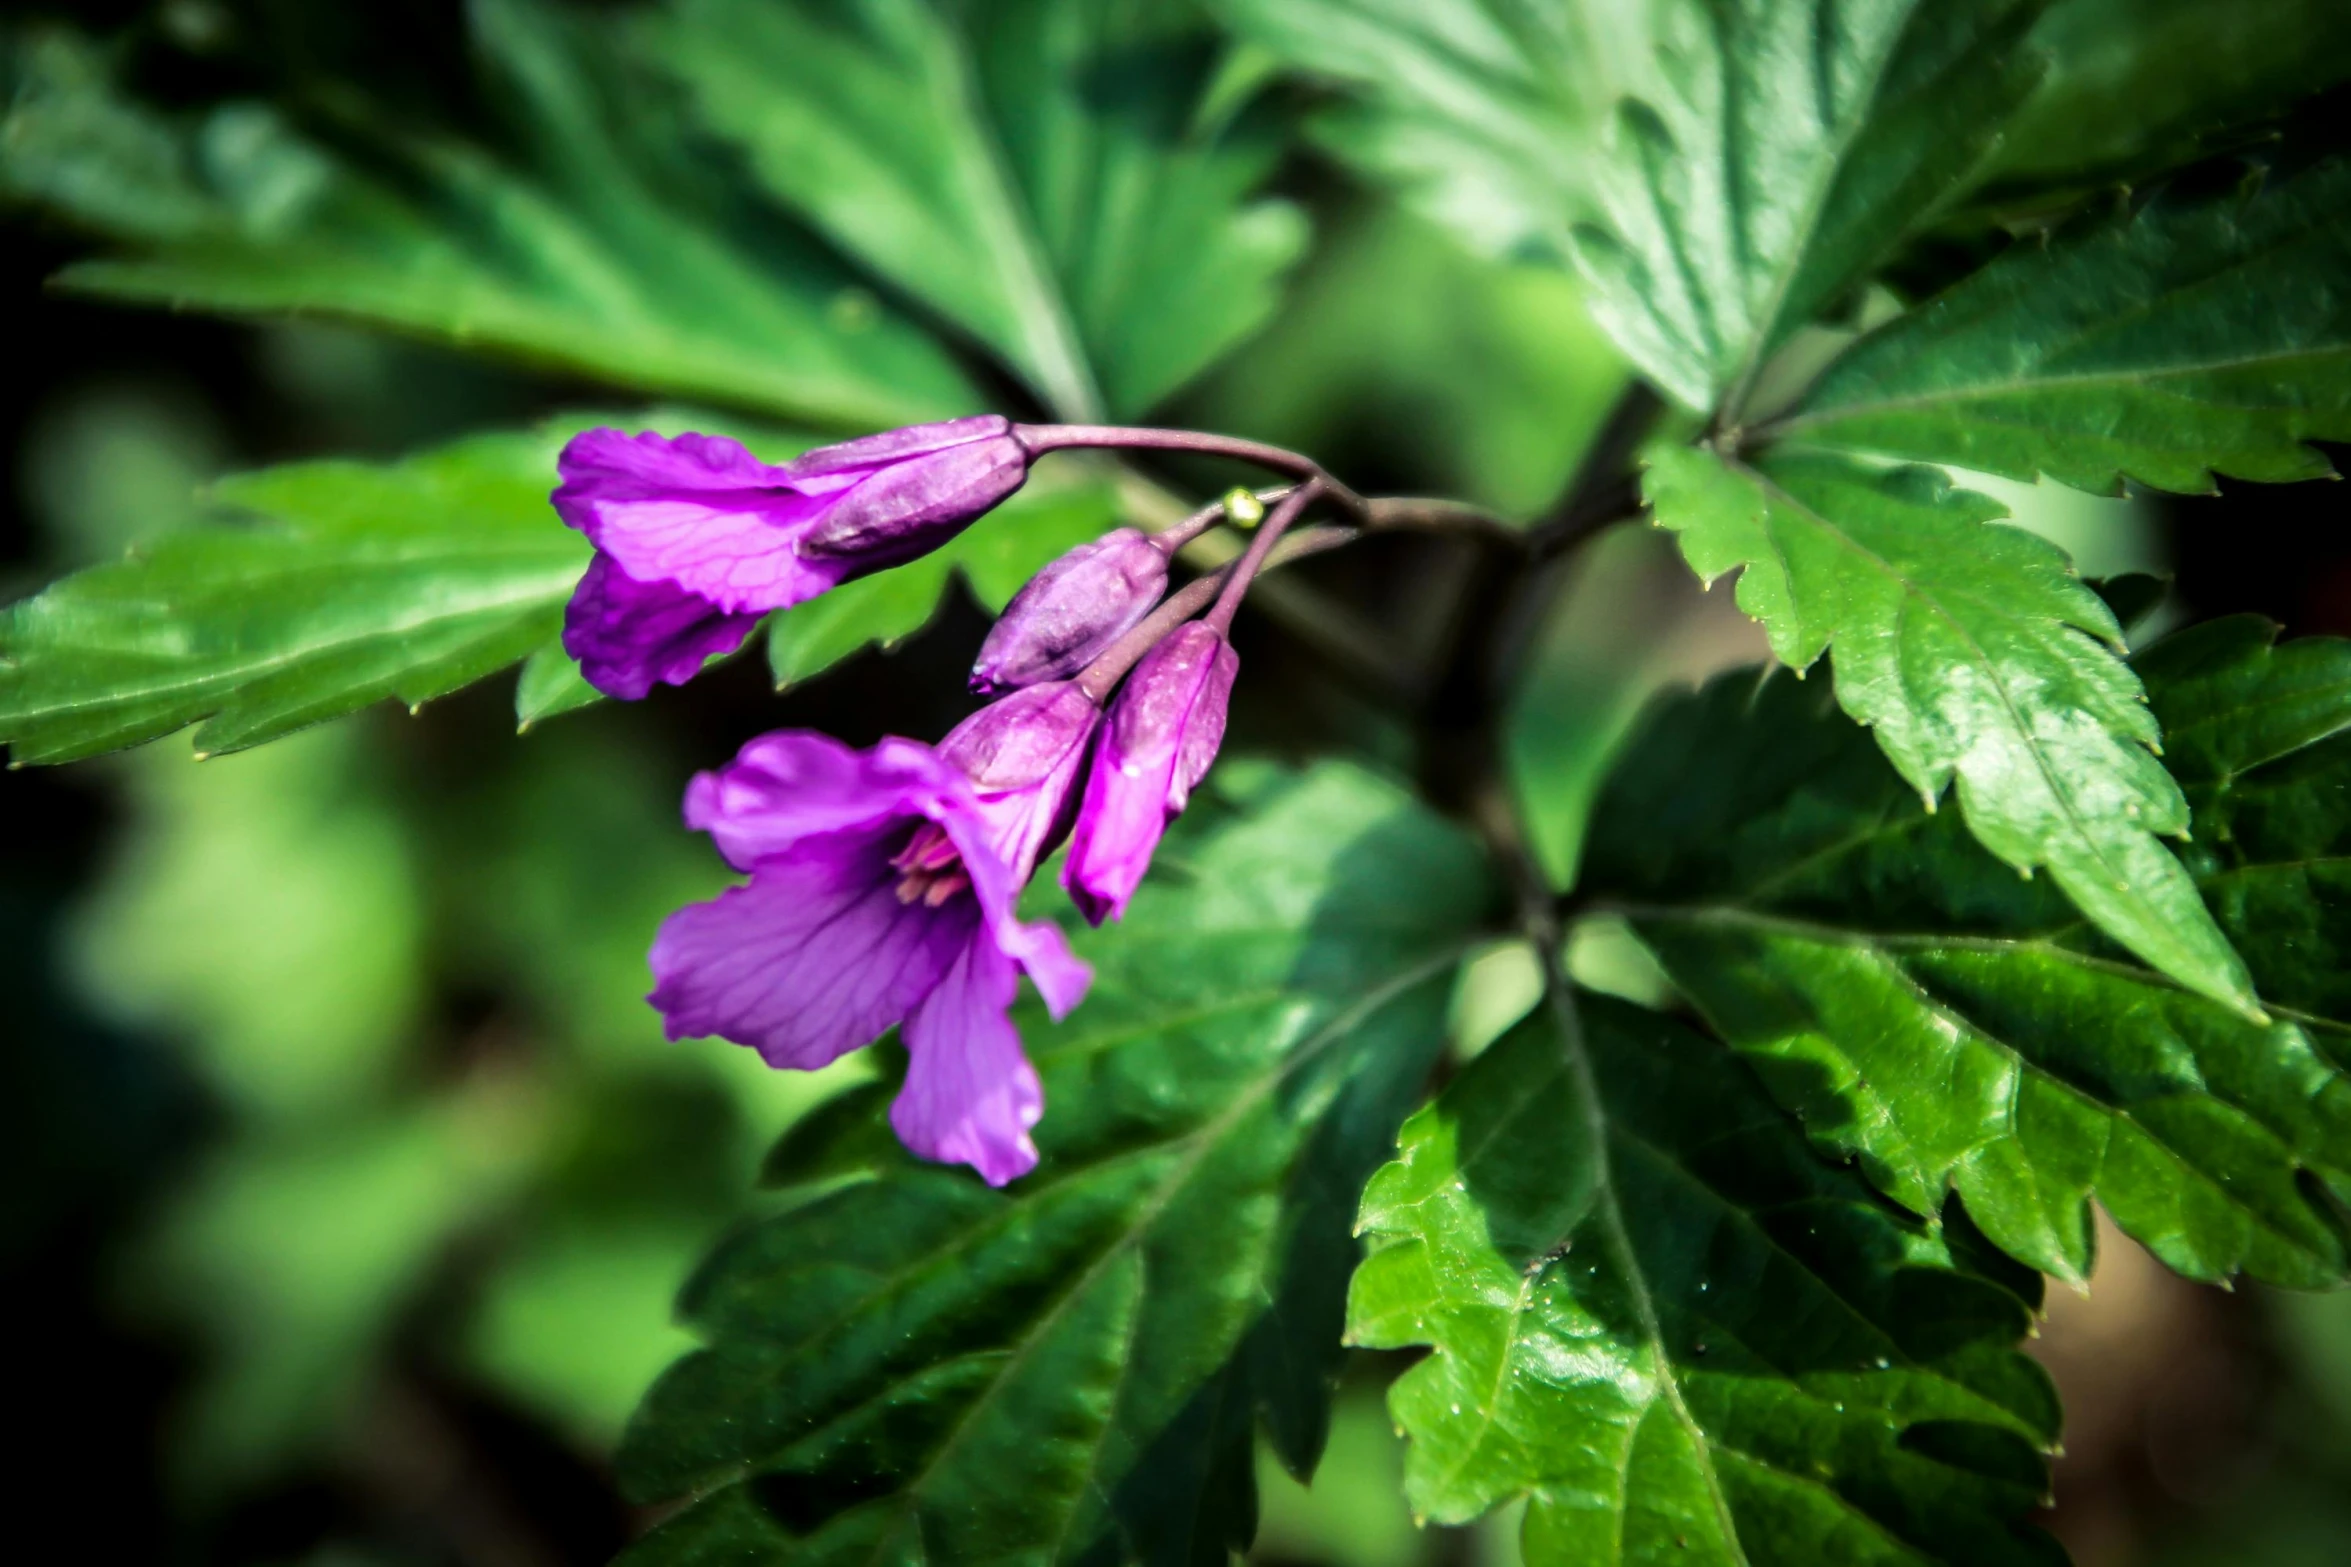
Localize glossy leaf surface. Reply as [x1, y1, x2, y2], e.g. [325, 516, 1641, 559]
[0, 428, 587, 763]
[0, 4, 973, 429]
[1783, 155, 2351, 493]
[1643, 442, 2257, 1017]
[1352, 993, 2061, 1565]
[1580, 623, 2351, 1285]
[617, 763, 1499, 1566]
[652, 0, 1305, 419]
[1568, 0, 2049, 414]
[1216, 0, 2050, 414]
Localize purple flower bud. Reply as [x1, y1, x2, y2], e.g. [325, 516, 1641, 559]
[555, 417, 1031, 700]
[1062, 622, 1237, 925]
[970, 527, 1169, 695]
[938, 681, 1100, 884]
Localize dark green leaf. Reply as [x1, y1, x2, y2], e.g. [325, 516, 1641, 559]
[1577, 0, 2051, 414]
[1983, 0, 2351, 195]
[1218, 0, 2050, 415]
[650, 0, 1306, 419]
[0, 427, 587, 764]
[0, 4, 974, 429]
[1779, 155, 2351, 493]
[1643, 441, 2258, 1018]
[1352, 992, 2060, 1565]
[618, 762, 1499, 1566]
[1205, 0, 1611, 264]
[1579, 620, 2351, 1285]
[764, 471, 1123, 689]
[2088, 572, 2171, 635]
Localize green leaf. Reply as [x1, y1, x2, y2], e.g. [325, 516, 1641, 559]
[1351, 993, 2061, 1565]
[0, 427, 588, 764]
[1777, 154, 2351, 494]
[1642, 441, 2259, 1018]
[0, 6, 974, 429]
[1205, 0, 1614, 265]
[1570, 0, 2050, 414]
[1216, 0, 2052, 415]
[514, 642, 606, 729]
[616, 762, 1499, 1566]
[765, 470, 1122, 689]
[651, 0, 1306, 420]
[1982, 0, 2351, 195]
[1579, 621, 2351, 1286]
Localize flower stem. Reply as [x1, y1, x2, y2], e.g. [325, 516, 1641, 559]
[1151, 485, 1294, 556]
[1205, 481, 1321, 636]
[1074, 516, 1351, 702]
[1015, 424, 1367, 518]
[1076, 573, 1227, 702]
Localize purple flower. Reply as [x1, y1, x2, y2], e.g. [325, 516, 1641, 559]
[937, 681, 1101, 883]
[556, 417, 1031, 699]
[649, 730, 1090, 1185]
[1063, 622, 1238, 925]
[970, 527, 1168, 694]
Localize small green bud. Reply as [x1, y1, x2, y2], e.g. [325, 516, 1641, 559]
[1222, 486, 1266, 528]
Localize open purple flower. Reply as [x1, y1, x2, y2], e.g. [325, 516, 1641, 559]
[1063, 621, 1238, 925]
[556, 417, 1030, 699]
[648, 730, 1089, 1185]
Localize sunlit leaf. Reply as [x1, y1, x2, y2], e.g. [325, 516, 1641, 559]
[1217, 0, 2050, 416]
[1569, 0, 2050, 413]
[0, 426, 587, 763]
[1642, 441, 2257, 1017]
[1580, 620, 2351, 1285]
[1352, 993, 2060, 1565]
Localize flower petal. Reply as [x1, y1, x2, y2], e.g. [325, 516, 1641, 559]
[940, 682, 1099, 883]
[936, 798, 1092, 1019]
[891, 934, 1044, 1185]
[650, 841, 971, 1069]
[685, 731, 970, 873]
[1061, 739, 1175, 927]
[554, 428, 849, 614]
[785, 414, 1013, 479]
[562, 555, 763, 700]
[1063, 624, 1234, 925]
[797, 437, 1029, 562]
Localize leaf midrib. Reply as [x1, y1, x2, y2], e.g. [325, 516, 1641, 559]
[923, 8, 1104, 422]
[1717, 0, 1920, 421]
[1770, 344, 2351, 437]
[847, 941, 1469, 1566]
[1539, 975, 1752, 1565]
[680, 939, 1474, 1556]
[1732, 454, 2160, 914]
